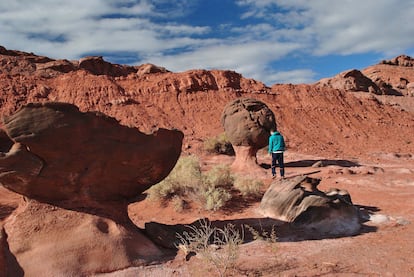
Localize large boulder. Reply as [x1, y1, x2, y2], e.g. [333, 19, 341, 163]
[4, 200, 164, 276]
[221, 98, 276, 174]
[0, 102, 183, 203]
[0, 102, 183, 275]
[259, 176, 360, 237]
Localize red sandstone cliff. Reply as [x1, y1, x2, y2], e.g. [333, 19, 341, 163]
[1, 46, 413, 158]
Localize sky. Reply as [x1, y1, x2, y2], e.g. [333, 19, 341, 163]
[1, 0, 413, 85]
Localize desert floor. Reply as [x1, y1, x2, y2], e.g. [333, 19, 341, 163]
[126, 150, 414, 276]
[1, 150, 413, 276]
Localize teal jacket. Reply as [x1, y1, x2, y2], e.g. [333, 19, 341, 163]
[268, 132, 285, 153]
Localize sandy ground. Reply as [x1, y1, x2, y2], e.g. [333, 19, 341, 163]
[1, 150, 413, 276]
[122, 150, 414, 276]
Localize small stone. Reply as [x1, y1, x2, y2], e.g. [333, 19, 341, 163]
[369, 214, 390, 224]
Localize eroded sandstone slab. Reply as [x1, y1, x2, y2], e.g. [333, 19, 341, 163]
[260, 176, 360, 236]
[0, 102, 183, 275]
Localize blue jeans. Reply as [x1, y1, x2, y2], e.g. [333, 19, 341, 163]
[271, 152, 285, 177]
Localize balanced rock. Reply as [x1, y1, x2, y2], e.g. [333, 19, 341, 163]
[259, 176, 360, 237]
[221, 98, 276, 173]
[0, 102, 183, 275]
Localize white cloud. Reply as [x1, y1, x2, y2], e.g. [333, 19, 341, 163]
[0, 0, 413, 85]
[236, 0, 414, 56]
[0, 0, 206, 60]
[265, 69, 316, 85]
[145, 40, 303, 84]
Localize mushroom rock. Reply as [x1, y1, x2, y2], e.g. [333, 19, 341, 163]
[0, 102, 183, 275]
[259, 176, 361, 237]
[221, 98, 276, 174]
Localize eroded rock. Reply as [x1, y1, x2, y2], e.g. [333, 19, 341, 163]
[0, 102, 183, 275]
[1, 102, 183, 203]
[221, 98, 276, 173]
[4, 199, 164, 276]
[259, 176, 360, 236]
[315, 69, 382, 94]
[79, 56, 137, 77]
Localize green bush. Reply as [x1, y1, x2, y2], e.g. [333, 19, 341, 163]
[203, 133, 235, 155]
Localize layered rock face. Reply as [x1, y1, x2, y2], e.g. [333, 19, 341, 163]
[260, 176, 360, 237]
[0, 102, 183, 275]
[221, 98, 276, 174]
[1, 46, 414, 158]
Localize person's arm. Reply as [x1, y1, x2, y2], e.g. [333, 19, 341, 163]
[268, 136, 273, 154]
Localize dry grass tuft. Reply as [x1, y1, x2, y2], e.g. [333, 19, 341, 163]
[203, 133, 235, 155]
[233, 177, 263, 198]
[147, 155, 265, 211]
[176, 219, 243, 277]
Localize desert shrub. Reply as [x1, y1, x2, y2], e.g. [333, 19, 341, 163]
[200, 165, 234, 211]
[233, 177, 263, 197]
[176, 219, 243, 277]
[197, 165, 234, 211]
[203, 133, 235, 155]
[203, 164, 234, 189]
[244, 224, 278, 243]
[171, 195, 187, 212]
[146, 155, 202, 202]
[149, 158, 234, 211]
[148, 157, 265, 212]
[203, 186, 232, 211]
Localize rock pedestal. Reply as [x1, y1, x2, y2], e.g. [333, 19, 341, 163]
[221, 98, 276, 174]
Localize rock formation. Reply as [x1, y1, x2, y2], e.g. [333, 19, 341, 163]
[315, 69, 382, 94]
[363, 55, 414, 96]
[259, 176, 360, 237]
[316, 55, 414, 96]
[221, 98, 276, 174]
[380, 55, 414, 67]
[0, 102, 183, 275]
[78, 56, 138, 77]
[1, 45, 414, 158]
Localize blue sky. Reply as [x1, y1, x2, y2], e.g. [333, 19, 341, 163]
[1, 0, 413, 85]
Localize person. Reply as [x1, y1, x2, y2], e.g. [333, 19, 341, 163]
[268, 129, 285, 179]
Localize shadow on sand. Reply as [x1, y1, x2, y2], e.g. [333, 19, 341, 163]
[285, 159, 360, 167]
[260, 159, 360, 169]
[144, 203, 379, 253]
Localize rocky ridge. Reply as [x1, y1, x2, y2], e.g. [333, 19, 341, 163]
[0, 46, 413, 158]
